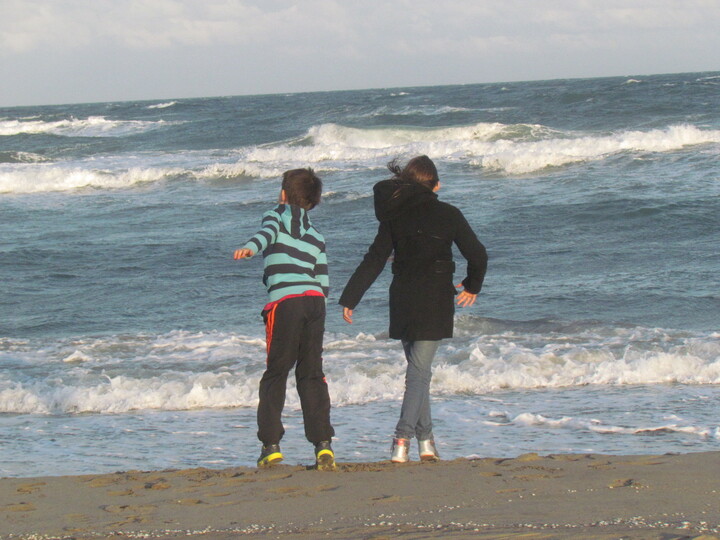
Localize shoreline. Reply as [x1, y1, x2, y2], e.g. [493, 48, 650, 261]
[3, 451, 720, 539]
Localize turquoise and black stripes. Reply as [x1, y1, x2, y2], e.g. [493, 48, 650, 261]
[243, 204, 329, 303]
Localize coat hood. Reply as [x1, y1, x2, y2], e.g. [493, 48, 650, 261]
[277, 204, 312, 239]
[373, 179, 437, 222]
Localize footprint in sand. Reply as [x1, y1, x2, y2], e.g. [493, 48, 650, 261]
[608, 478, 642, 489]
[175, 469, 219, 483]
[264, 484, 340, 497]
[339, 463, 386, 472]
[370, 494, 409, 503]
[513, 473, 562, 481]
[262, 472, 294, 480]
[107, 489, 135, 496]
[100, 504, 157, 515]
[85, 476, 119, 488]
[267, 486, 304, 495]
[64, 513, 91, 524]
[143, 480, 171, 490]
[616, 458, 666, 467]
[514, 453, 543, 462]
[588, 461, 614, 470]
[16, 482, 46, 494]
[3, 502, 36, 512]
[222, 476, 257, 486]
[511, 465, 563, 480]
[174, 498, 207, 506]
[106, 516, 150, 528]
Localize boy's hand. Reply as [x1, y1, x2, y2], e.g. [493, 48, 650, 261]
[456, 283, 477, 307]
[234, 248, 254, 259]
[342, 307, 353, 324]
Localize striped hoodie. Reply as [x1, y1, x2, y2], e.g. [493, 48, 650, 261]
[242, 204, 329, 303]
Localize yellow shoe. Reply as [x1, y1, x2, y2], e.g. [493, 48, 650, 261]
[315, 441, 336, 471]
[257, 444, 283, 467]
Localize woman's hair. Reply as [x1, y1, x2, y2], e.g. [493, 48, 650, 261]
[387, 155, 439, 190]
[281, 168, 322, 210]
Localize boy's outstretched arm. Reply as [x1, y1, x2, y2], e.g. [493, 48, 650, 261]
[234, 248, 255, 259]
[235, 209, 281, 261]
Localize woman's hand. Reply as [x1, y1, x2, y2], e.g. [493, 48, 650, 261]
[342, 307, 353, 324]
[456, 283, 477, 307]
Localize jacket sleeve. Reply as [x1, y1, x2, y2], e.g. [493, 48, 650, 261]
[454, 210, 488, 295]
[242, 209, 280, 256]
[338, 221, 393, 309]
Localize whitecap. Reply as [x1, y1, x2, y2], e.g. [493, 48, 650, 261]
[63, 350, 91, 363]
[147, 101, 178, 109]
[228, 122, 720, 178]
[2, 324, 719, 414]
[0, 164, 183, 194]
[0, 116, 174, 137]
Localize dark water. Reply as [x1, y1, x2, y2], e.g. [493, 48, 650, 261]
[1, 72, 719, 476]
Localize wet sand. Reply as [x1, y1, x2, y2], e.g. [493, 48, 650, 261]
[2, 451, 720, 539]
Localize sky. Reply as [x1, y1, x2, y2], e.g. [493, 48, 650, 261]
[2, 0, 720, 107]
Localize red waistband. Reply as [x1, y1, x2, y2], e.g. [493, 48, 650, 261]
[262, 290, 325, 312]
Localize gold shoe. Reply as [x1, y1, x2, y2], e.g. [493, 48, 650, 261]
[391, 438, 410, 463]
[419, 439, 440, 462]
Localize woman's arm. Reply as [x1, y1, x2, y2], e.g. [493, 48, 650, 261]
[454, 210, 488, 295]
[338, 221, 394, 314]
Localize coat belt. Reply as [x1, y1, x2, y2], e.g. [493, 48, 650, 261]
[391, 259, 455, 275]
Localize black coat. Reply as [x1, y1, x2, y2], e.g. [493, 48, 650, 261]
[339, 179, 488, 341]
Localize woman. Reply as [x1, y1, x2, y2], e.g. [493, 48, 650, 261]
[339, 155, 488, 462]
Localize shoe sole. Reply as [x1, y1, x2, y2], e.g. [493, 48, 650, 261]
[257, 452, 283, 468]
[420, 454, 440, 462]
[315, 449, 336, 471]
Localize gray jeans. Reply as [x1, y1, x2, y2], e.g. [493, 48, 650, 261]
[395, 340, 440, 440]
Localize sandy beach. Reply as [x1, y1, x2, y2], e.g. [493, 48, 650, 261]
[2, 451, 720, 539]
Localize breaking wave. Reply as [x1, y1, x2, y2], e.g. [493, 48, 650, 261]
[147, 101, 178, 109]
[0, 116, 173, 137]
[1, 322, 718, 415]
[235, 122, 720, 176]
[0, 165, 183, 193]
[3, 122, 719, 193]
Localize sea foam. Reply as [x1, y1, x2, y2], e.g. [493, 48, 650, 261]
[3, 122, 719, 194]
[237, 122, 720, 177]
[147, 101, 178, 109]
[0, 164, 183, 193]
[1, 322, 718, 415]
[0, 116, 172, 137]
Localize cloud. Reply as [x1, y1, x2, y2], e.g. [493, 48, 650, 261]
[5, 0, 720, 57]
[2, 0, 260, 52]
[1, 0, 362, 54]
[2, 0, 720, 106]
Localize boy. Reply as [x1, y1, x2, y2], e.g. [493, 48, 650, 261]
[234, 168, 335, 470]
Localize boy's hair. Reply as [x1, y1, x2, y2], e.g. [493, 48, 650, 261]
[282, 168, 322, 210]
[387, 155, 439, 190]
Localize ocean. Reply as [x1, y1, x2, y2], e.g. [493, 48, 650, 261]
[1, 72, 719, 477]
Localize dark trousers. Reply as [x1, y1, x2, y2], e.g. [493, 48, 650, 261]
[257, 295, 334, 446]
